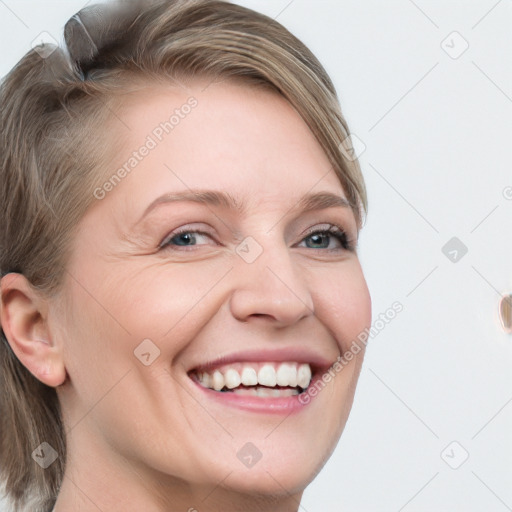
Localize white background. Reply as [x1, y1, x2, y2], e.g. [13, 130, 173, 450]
[1, 1, 511, 511]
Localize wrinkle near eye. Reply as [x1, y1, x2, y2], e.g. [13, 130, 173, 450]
[109, 223, 163, 259]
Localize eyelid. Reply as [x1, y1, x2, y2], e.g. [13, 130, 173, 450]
[301, 222, 342, 235]
[301, 221, 355, 242]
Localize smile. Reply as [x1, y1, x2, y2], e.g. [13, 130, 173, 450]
[191, 361, 312, 397]
[186, 348, 335, 414]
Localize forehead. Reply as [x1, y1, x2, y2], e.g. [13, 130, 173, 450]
[98, 79, 349, 220]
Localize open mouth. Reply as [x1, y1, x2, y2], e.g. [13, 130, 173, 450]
[188, 361, 315, 398]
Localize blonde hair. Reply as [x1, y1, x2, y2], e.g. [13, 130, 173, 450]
[0, 0, 368, 509]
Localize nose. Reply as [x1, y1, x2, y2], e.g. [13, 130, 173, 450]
[228, 237, 315, 327]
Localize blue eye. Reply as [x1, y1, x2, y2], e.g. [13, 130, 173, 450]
[298, 225, 355, 252]
[160, 229, 212, 249]
[160, 224, 356, 252]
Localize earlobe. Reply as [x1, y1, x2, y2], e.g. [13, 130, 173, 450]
[0, 273, 66, 388]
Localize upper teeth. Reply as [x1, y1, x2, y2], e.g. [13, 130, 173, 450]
[196, 362, 312, 391]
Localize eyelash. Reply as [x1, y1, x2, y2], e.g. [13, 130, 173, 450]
[159, 224, 356, 253]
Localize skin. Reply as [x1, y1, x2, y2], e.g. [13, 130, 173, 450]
[0, 79, 372, 511]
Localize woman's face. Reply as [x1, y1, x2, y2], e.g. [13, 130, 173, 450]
[54, 79, 372, 505]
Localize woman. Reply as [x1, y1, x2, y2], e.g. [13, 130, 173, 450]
[0, 0, 371, 510]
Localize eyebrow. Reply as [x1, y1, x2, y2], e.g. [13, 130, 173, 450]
[139, 189, 352, 222]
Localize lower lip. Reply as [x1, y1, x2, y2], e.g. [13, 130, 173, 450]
[190, 375, 319, 415]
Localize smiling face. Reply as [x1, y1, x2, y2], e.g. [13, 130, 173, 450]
[52, 79, 372, 508]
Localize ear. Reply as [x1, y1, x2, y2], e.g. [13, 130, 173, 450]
[0, 273, 66, 387]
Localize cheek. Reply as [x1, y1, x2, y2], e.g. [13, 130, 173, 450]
[75, 257, 372, 372]
[93, 260, 231, 358]
[311, 262, 372, 352]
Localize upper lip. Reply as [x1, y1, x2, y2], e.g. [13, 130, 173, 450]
[187, 347, 336, 374]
